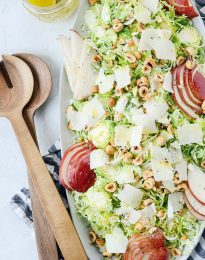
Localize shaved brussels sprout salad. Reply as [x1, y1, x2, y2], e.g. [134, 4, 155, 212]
[64, 0, 205, 259]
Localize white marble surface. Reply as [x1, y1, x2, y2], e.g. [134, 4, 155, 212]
[0, 1, 77, 259]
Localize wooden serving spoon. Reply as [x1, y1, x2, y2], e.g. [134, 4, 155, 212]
[14, 53, 58, 260]
[0, 55, 87, 260]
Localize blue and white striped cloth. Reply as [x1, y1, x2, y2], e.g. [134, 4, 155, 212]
[9, 1, 205, 259]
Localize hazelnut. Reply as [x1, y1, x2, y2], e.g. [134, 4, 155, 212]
[103, 251, 112, 258]
[144, 93, 152, 101]
[115, 88, 124, 96]
[128, 39, 135, 47]
[113, 23, 124, 32]
[105, 182, 117, 193]
[172, 248, 182, 256]
[136, 22, 145, 32]
[201, 160, 205, 169]
[142, 64, 152, 74]
[155, 136, 166, 146]
[181, 235, 188, 240]
[139, 86, 149, 98]
[143, 198, 153, 207]
[108, 97, 116, 107]
[88, 231, 97, 243]
[125, 52, 137, 63]
[113, 18, 121, 24]
[185, 60, 195, 70]
[123, 152, 133, 163]
[177, 56, 186, 66]
[133, 155, 143, 166]
[137, 76, 149, 87]
[153, 73, 164, 83]
[134, 222, 144, 231]
[143, 170, 153, 180]
[91, 85, 99, 93]
[135, 51, 142, 60]
[105, 145, 115, 155]
[130, 63, 137, 69]
[167, 124, 174, 134]
[149, 227, 157, 234]
[144, 177, 155, 189]
[144, 58, 156, 68]
[157, 210, 166, 219]
[96, 238, 105, 247]
[88, 0, 97, 5]
[177, 182, 187, 191]
[92, 54, 102, 63]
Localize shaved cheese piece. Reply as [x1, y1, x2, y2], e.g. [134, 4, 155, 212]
[115, 66, 131, 89]
[96, 69, 114, 94]
[66, 107, 87, 131]
[175, 160, 188, 181]
[114, 126, 143, 147]
[115, 166, 136, 184]
[114, 95, 128, 113]
[115, 206, 141, 224]
[139, 0, 159, 14]
[74, 42, 97, 100]
[135, 5, 152, 24]
[162, 180, 176, 193]
[84, 96, 106, 126]
[168, 192, 184, 219]
[87, 190, 108, 210]
[170, 147, 183, 164]
[130, 109, 158, 134]
[105, 229, 128, 254]
[67, 97, 105, 131]
[151, 146, 174, 181]
[138, 28, 171, 52]
[154, 39, 176, 61]
[144, 99, 168, 120]
[101, 2, 110, 23]
[157, 113, 170, 126]
[118, 184, 143, 208]
[162, 72, 174, 93]
[140, 203, 156, 221]
[90, 149, 109, 169]
[130, 126, 143, 147]
[138, 28, 175, 60]
[177, 123, 203, 145]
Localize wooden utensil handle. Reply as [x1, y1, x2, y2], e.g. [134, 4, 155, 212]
[10, 111, 87, 260]
[24, 109, 59, 260]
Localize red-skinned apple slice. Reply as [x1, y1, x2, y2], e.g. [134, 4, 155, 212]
[185, 188, 205, 216]
[59, 142, 87, 191]
[191, 70, 205, 102]
[67, 142, 96, 192]
[184, 67, 202, 106]
[165, 0, 198, 18]
[175, 65, 202, 114]
[172, 68, 198, 119]
[187, 164, 205, 206]
[184, 195, 205, 221]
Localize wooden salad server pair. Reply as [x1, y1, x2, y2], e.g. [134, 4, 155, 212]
[0, 55, 87, 260]
[14, 53, 58, 260]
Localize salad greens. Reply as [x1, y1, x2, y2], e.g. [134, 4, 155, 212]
[66, 0, 205, 258]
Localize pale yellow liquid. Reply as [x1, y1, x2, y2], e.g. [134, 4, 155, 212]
[28, 0, 57, 7]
